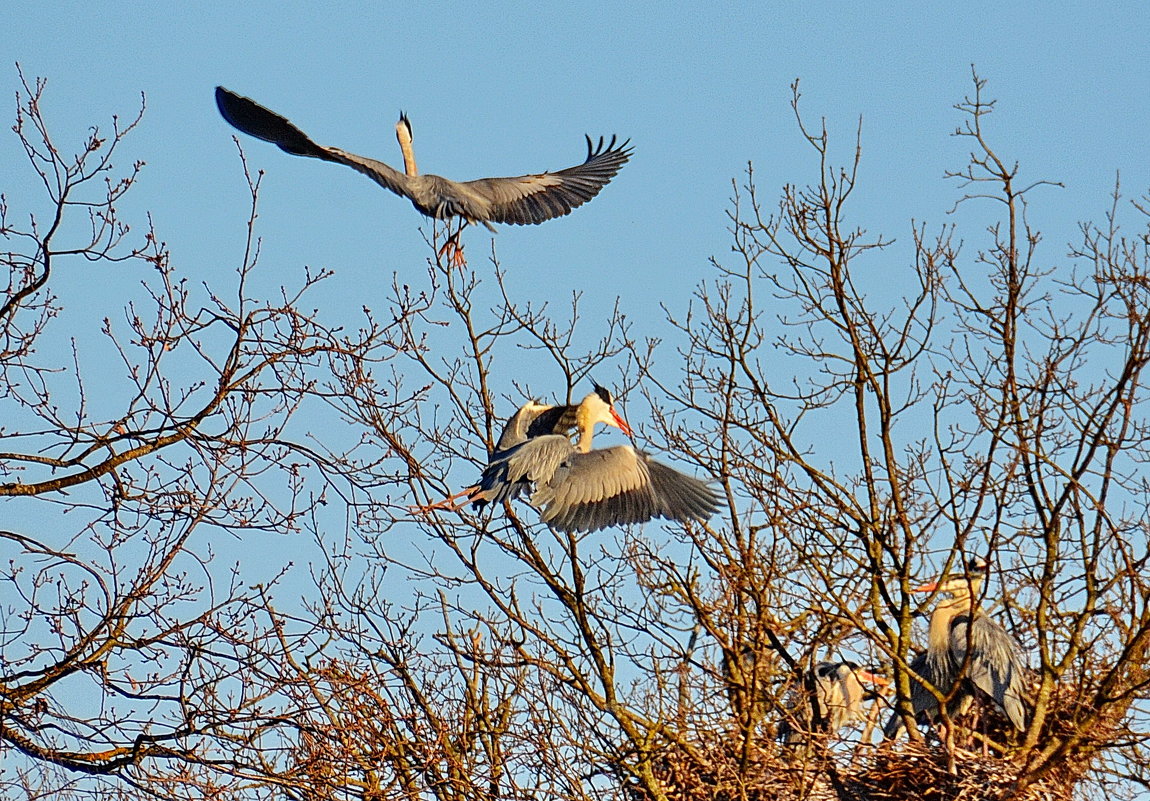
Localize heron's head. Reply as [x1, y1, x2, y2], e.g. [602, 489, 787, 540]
[818, 661, 888, 687]
[395, 112, 413, 147]
[580, 382, 632, 436]
[913, 556, 988, 599]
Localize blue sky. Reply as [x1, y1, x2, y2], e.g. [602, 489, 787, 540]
[5, 4, 1150, 775]
[5, 3, 1150, 572]
[7, 2, 1149, 333]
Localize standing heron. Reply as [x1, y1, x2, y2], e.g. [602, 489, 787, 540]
[884, 558, 1029, 739]
[214, 87, 633, 264]
[779, 661, 888, 743]
[420, 386, 722, 533]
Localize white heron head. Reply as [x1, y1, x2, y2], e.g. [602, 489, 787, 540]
[913, 557, 988, 599]
[578, 383, 632, 436]
[395, 112, 413, 146]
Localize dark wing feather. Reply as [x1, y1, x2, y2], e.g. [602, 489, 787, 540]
[215, 87, 411, 200]
[883, 651, 975, 738]
[533, 446, 720, 533]
[458, 135, 633, 226]
[216, 87, 324, 157]
[884, 653, 924, 738]
[951, 614, 1030, 730]
[525, 405, 579, 440]
[493, 403, 578, 454]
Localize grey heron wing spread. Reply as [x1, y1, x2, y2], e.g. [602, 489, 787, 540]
[319, 148, 415, 202]
[216, 88, 631, 226]
[215, 87, 412, 202]
[950, 613, 1029, 730]
[457, 135, 633, 226]
[532, 446, 721, 533]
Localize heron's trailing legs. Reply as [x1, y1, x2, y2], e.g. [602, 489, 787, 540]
[437, 221, 470, 268]
[410, 486, 478, 515]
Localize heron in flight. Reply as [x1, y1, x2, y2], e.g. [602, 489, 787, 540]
[214, 87, 633, 265]
[419, 386, 722, 533]
[884, 558, 1029, 739]
[779, 661, 888, 744]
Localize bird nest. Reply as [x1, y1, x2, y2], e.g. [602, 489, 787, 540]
[627, 718, 1088, 801]
[629, 739, 1077, 801]
[854, 744, 1071, 801]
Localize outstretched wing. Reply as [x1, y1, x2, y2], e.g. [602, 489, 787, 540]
[215, 87, 412, 199]
[458, 135, 633, 225]
[951, 614, 1030, 730]
[532, 446, 721, 533]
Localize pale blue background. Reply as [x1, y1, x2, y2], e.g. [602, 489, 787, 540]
[5, 2, 1150, 564]
[7, 3, 1147, 330]
[5, 0, 1150, 593]
[3, 2, 1150, 786]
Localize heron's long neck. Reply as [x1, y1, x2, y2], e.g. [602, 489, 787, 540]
[928, 602, 959, 655]
[575, 423, 595, 453]
[399, 139, 418, 176]
[928, 593, 978, 671]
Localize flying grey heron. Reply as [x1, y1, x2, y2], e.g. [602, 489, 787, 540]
[883, 558, 1029, 739]
[779, 661, 888, 743]
[417, 396, 584, 513]
[214, 87, 632, 264]
[419, 386, 722, 533]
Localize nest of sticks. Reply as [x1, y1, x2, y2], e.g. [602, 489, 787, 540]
[626, 682, 1114, 801]
[631, 737, 1077, 801]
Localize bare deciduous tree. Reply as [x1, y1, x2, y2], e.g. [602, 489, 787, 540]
[3, 68, 1148, 801]
[1, 70, 403, 797]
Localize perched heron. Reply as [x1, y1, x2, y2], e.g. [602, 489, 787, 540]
[884, 558, 1029, 738]
[419, 386, 722, 533]
[214, 87, 633, 264]
[779, 661, 888, 743]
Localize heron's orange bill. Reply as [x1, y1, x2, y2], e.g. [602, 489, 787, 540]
[911, 581, 939, 593]
[611, 408, 633, 436]
[857, 669, 889, 686]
